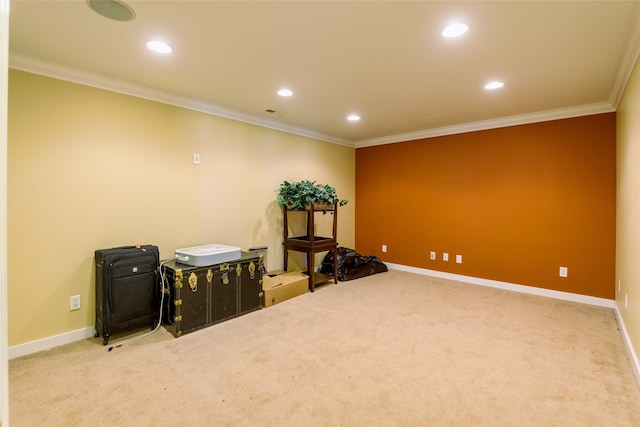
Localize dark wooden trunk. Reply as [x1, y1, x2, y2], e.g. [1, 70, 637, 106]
[162, 252, 262, 337]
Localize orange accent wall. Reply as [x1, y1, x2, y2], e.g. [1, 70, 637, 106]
[355, 113, 616, 299]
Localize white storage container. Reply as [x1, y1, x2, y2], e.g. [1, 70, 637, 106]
[174, 244, 242, 267]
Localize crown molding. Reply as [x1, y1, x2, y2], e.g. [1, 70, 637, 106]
[9, 52, 621, 151]
[354, 102, 616, 148]
[610, 1, 640, 108]
[9, 52, 353, 147]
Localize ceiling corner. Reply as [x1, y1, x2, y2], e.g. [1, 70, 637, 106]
[609, 1, 640, 108]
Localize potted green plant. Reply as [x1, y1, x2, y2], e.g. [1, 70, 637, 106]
[277, 180, 348, 211]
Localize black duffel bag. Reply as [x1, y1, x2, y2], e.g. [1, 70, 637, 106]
[320, 247, 388, 282]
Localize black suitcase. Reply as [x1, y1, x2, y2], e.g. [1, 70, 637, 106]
[94, 245, 160, 345]
[162, 252, 262, 337]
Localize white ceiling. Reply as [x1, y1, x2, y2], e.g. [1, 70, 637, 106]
[8, 1, 640, 147]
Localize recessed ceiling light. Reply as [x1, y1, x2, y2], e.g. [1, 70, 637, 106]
[277, 89, 293, 97]
[87, 0, 135, 22]
[146, 40, 172, 54]
[347, 114, 361, 122]
[442, 22, 468, 38]
[484, 81, 504, 90]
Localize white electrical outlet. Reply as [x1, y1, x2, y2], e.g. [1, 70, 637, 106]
[559, 267, 568, 278]
[193, 153, 200, 165]
[70, 295, 81, 311]
[625, 292, 628, 309]
[456, 254, 462, 264]
[443, 252, 449, 262]
[382, 244, 387, 253]
[429, 251, 436, 260]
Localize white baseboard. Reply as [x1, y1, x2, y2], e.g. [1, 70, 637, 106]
[7, 266, 618, 360]
[389, 264, 640, 385]
[614, 303, 640, 387]
[8, 327, 94, 360]
[386, 263, 615, 308]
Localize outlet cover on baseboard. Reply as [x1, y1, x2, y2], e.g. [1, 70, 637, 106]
[559, 267, 568, 278]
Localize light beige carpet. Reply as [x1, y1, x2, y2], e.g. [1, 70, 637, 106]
[9, 270, 640, 426]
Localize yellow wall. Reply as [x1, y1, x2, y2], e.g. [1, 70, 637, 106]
[616, 56, 640, 362]
[7, 69, 355, 346]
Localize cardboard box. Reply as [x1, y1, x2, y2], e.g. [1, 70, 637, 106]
[262, 271, 309, 307]
[266, 269, 286, 276]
